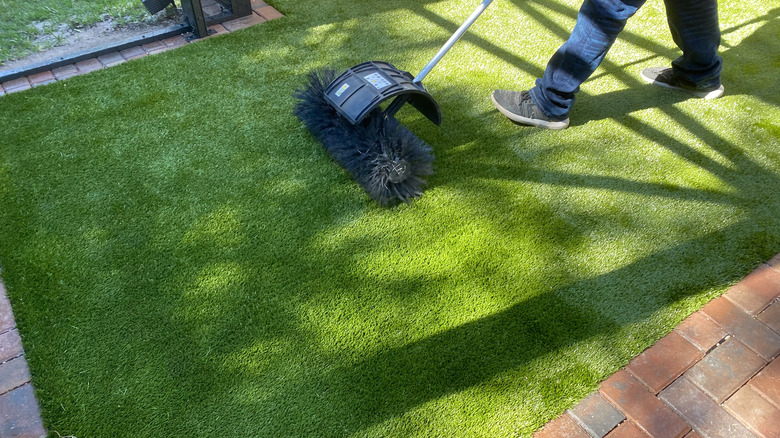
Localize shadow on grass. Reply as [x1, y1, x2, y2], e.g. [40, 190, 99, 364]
[157, 220, 773, 437]
[1, 1, 779, 437]
[168, 7, 780, 435]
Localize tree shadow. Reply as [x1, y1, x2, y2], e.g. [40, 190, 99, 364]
[158, 216, 771, 436]
[720, 7, 780, 107]
[169, 3, 780, 435]
[4, 1, 779, 437]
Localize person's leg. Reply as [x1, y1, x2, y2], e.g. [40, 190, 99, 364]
[663, 0, 722, 89]
[640, 0, 722, 98]
[531, 0, 647, 119]
[492, 0, 646, 128]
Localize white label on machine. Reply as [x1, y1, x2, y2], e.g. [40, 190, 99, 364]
[335, 83, 350, 97]
[364, 73, 391, 89]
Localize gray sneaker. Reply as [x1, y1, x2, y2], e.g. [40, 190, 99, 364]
[640, 67, 724, 100]
[491, 90, 570, 129]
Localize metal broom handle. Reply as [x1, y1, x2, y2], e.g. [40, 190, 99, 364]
[413, 0, 495, 84]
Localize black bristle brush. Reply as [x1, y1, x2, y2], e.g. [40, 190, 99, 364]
[293, 69, 434, 206]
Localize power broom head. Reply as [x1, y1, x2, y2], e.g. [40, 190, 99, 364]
[293, 69, 434, 206]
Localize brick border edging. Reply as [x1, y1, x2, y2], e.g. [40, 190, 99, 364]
[0, 280, 47, 438]
[0, 1, 284, 96]
[536, 253, 780, 438]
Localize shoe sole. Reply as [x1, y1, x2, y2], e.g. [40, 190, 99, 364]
[491, 92, 570, 130]
[640, 71, 724, 100]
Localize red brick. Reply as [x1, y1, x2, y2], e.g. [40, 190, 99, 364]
[534, 412, 591, 438]
[659, 377, 755, 438]
[0, 384, 47, 437]
[684, 337, 766, 403]
[98, 51, 125, 67]
[207, 24, 229, 36]
[144, 44, 173, 55]
[0, 357, 31, 395]
[768, 253, 780, 271]
[162, 35, 189, 48]
[599, 370, 690, 438]
[0, 329, 23, 364]
[51, 64, 79, 80]
[569, 392, 625, 437]
[749, 357, 780, 407]
[28, 71, 55, 86]
[702, 296, 780, 360]
[222, 11, 266, 32]
[256, 5, 283, 20]
[627, 331, 704, 394]
[758, 300, 780, 335]
[120, 45, 147, 60]
[675, 311, 728, 352]
[724, 384, 780, 438]
[75, 58, 103, 74]
[0, 284, 14, 334]
[1, 77, 31, 93]
[605, 421, 651, 438]
[726, 264, 780, 315]
[141, 40, 166, 53]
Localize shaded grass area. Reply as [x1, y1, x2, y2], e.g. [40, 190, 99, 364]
[1, 0, 779, 436]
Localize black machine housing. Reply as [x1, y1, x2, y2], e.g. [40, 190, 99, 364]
[324, 61, 442, 126]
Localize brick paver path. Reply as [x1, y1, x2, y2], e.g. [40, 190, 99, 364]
[0, 281, 47, 438]
[536, 253, 780, 438]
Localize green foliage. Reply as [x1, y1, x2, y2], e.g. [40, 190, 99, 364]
[0, 0, 778, 436]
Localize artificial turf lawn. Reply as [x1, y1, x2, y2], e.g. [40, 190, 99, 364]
[1, 0, 779, 436]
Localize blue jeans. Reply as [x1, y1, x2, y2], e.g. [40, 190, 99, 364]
[530, 0, 722, 119]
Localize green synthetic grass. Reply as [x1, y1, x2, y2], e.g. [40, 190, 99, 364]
[1, 0, 779, 436]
